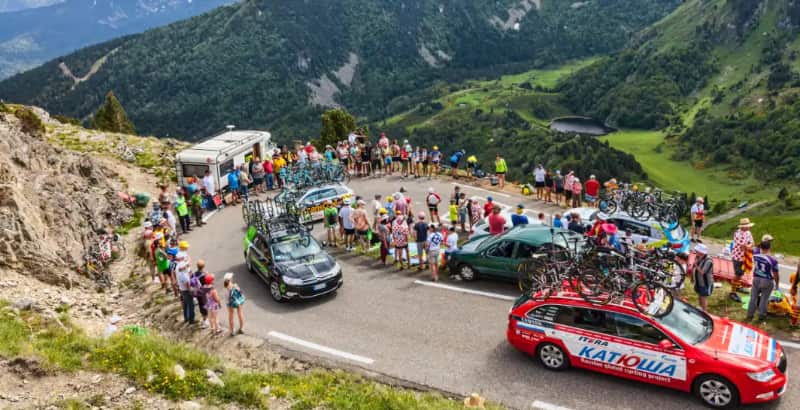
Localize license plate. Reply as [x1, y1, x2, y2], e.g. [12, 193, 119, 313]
[313, 283, 326, 291]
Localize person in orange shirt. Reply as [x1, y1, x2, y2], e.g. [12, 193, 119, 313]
[790, 262, 799, 327]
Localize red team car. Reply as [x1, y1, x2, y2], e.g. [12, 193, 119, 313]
[507, 292, 788, 409]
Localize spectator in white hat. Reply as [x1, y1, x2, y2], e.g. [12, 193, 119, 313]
[223, 272, 246, 337]
[692, 244, 714, 312]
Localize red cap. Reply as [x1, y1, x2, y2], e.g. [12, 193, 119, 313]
[203, 274, 214, 285]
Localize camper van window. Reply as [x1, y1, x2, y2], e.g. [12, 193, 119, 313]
[220, 159, 235, 177]
[182, 164, 209, 180]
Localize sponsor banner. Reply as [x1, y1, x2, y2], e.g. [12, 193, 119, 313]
[558, 330, 687, 382]
[728, 324, 758, 358]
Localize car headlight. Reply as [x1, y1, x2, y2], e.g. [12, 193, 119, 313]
[282, 276, 304, 286]
[747, 369, 776, 382]
[333, 263, 341, 275]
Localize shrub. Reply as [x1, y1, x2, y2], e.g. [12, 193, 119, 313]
[14, 107, 45, 137]
[53, 115, 82, 126]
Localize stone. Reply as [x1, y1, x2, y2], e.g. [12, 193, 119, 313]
[124, 387, 136, 395]
[180, 401, 202, 410]
[173, 364, 185, 380]
[12, 298, 33, 310]
[260, 386, 271, 396]
[59, 296, 73, 306]
[91, 375, 102, 384]
[206, 369, 224, 387]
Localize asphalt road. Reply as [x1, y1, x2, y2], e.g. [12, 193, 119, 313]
[185, 176, 798, 410]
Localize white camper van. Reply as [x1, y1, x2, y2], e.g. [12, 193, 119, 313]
[175, 128, 274, 192]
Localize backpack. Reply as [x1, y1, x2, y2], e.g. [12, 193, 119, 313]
[189, 273, 203, 297]
[229, 287, 246, 308]
[427, 193, 440, 206]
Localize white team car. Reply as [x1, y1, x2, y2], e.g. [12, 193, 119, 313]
[273, 183, 354, 221]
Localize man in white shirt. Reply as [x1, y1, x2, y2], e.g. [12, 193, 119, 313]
[533, 165, 546, 200]
[202, 170, 216, 196]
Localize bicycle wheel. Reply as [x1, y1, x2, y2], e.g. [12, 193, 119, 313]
[631, 282, 674, 318]
[599, 197, 617, 214]
[578, 270, 613, 305]
[659, 258, 686, 290]
[517, 259, 544, 293]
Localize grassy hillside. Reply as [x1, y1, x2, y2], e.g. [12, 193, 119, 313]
[382, 58, 595, 132]
[0, 0, 680, 140]
[599, 130, 778, 201]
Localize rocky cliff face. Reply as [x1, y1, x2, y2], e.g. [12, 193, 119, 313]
[0, 107, 132, 287]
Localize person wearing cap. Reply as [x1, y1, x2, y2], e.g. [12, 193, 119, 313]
[563, 171, 575, 207]
[394, 192, 408, 217]
[201, 274, 222, 335]
[511, 204, 529, 227]
[353, 200, 370, 251]
[323, 200, 339, 247]
[692, 244, 714, 312]
[191, 260, 210, 328]
[584, 175, 600, 208]
[494, 153, 507, 189]
[153, 235, 170, 290]
[731, 218, 755, 300]
[399, 141, 411, 177]
[488, 205, 506, 236]
[339, 198, 355, 251]
[690, 197, 706, 243]
[429, 145, 441, 178]
[747, 236, 780, 322]
[378, 132, 389, 149]
[449, 149, 465, 177]
[224, 272, 246, 337]
[426, 224, 445, 281]
[176, 243, 195, 325]
[392, 211, 410, 270]
[413, 212, 429, 270]
[377, 211, 392, 266]
[483, 196, 494, 218]
[425, 187, 442, 224]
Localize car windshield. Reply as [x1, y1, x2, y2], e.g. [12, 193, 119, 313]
[461, 235, 493, 252]
[652, 299, 713, 345]
[272, 235, 321, 261]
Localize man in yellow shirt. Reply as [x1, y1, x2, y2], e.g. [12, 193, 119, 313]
[272, 153, 286, 188]
[466, 155, 478, 177]
[495, 153, 507, 189]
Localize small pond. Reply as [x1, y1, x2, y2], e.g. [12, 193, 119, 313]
[549, 116, 616, 136]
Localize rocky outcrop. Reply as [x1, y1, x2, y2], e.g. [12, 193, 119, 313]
[0, 107, 131, 287]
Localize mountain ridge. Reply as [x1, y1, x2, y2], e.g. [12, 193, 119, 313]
[0, 0, 682, 140]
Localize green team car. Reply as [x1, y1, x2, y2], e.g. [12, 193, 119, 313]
[243, 216, 342, 302]
[448, 225, 581, 283]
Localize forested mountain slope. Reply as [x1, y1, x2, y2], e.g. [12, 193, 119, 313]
[0, 0, 681, 140]
[0, 0, 234, 79]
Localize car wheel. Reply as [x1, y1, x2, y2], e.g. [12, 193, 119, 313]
[536, 343, 569, 371]
[269, 279, 285, 303]
[458, 264, 477, 281]
[694, 375, 739, 409]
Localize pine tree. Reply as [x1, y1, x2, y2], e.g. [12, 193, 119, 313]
[92, 91, 135, 134]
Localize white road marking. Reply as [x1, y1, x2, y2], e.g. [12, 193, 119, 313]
[202, 209, 218, 223]
[454, 182, 511, 198]
[779, 340, 800, 350]
[531, 400, 573, 410]
[267, 331, 375, 365]
[413, 280, 516, 301]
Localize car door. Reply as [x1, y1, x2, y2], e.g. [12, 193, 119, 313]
[481, 240, 519, 279]
[607, 311, 688, 388]
[248, 235, 272, 281]
[304, 188, 336, 220]
[623, 220, 652, 246]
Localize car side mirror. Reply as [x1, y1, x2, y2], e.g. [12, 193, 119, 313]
[658, 339, 675, 350]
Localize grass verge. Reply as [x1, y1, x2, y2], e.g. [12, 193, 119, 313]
[0, 300, 503, 409]
[680, 284, 798, 335]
